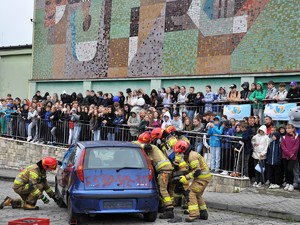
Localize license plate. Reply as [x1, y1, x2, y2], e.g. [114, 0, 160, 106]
[103, 200, 133, 209]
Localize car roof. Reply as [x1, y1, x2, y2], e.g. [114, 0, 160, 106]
[77, 141, 141, 149]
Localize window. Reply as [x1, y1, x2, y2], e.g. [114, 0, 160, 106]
[85, 147, 146, 169]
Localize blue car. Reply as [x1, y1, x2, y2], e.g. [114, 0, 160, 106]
[55, 141, 159, 224]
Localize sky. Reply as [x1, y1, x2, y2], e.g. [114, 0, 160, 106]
[0, 0, 34, 47]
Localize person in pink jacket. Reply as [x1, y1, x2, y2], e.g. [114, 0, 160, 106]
[281, 124, 300, 192]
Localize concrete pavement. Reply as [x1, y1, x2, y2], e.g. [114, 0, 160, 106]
[1, 168, 299, 222]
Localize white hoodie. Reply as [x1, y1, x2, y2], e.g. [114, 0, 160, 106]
[251, 125, 270, 160]
[161, 111, 172, 129]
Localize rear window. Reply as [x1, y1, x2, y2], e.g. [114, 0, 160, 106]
[84, 147, 147, 169]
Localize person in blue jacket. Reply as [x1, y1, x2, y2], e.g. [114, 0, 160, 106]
[207, 116, 224, 172]
[266, 132, 282, 189]
[221, 120, 235, 173]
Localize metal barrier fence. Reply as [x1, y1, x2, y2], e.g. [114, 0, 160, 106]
[0, 114, 245, 176]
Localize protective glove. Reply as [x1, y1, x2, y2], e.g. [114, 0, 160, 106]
[51, 195, 59, 203]
[179, 175, 188, 184]
[174, 155, 181, 164]
[40, 195, 50, 204]
[193, 169, 202, 178]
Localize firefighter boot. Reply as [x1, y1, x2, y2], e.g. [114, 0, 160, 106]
[24, 203, 39, 210]
[0, 196, 13, 209]
[185, 216, 198, 222]
[199, 209, 208, 220]
[159, 208, 174, 219]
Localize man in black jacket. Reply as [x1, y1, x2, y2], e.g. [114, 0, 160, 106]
[239, 122, 253, 178]
[185, 87, 196, 120]
[287, 81, 300, 101]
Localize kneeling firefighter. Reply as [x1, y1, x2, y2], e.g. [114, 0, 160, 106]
[174, 140, 212, 222]
[0, 157, 59, 210]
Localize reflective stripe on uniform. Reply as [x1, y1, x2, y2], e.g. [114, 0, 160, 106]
[30, 189, 41, 197]
[198, 173, 212, 179]
[163, 196, 172, 203]
[188, 204, 199, 211]
[155, 159, 171, 171]
[29, 171, 39, 180]
[199, 204, 207, 210]
[190, 160, 199, 169]
[14, 179, 23, 185]
[179, 161, 188, 168]
[24, 184, 30, 190]
[45, 187, 52, 194]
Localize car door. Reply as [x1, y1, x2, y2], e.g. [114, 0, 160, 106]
[57, 145, 78, 196]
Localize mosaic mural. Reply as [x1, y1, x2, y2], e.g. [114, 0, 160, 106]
[32, 0, 300, 79]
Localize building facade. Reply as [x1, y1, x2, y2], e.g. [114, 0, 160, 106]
[29, 0, 300, 95]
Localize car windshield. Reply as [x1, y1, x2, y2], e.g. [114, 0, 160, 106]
[84, 147, 147, 169]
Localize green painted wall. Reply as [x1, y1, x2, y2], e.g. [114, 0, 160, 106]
[0, 53, 32, 98]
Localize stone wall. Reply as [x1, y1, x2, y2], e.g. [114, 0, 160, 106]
[0, 137, 66, 170]
[207, 174, 250, 193]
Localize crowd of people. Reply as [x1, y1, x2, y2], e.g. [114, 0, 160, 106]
[0, 81, 299, 192]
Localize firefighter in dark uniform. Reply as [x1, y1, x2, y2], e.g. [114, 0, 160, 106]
[174, 140, 212, 222]
[0, 157, 59, 210]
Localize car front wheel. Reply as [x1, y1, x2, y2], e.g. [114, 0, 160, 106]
[143, 211, 157, 222]
[67, 196, 81, 225]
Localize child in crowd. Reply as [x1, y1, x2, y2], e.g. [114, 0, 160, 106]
[281, 124, 299, 192]
[239, 122, 253, 178]
[266, 132, 282, 189]
[207, 116, 224, 172]
[251, 125, 269, 187]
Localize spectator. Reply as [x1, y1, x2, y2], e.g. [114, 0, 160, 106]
[177, 86, 187, 115]
[214, 87, 227, 115]
[264, 116, 274, 135]
[273, 83, 288, 102]
[287, 81, 300, 101]
[103, 106, 116, 141]
[193, 91, 205, 115]
[69, 107, 81, 144]
[52, 93, 59, 104]
[281, 124, 299, 192]
[240, 82, 251, 100]
[249, 82, 266, 121]
[106, 93, 114, 106]
[235, 124, 242, 138]
[125, 88, 133, 106]
[127, 108, 140, 140]
[230, 118, 237, 130]
[149, 89, 158, 107]
[203, 85, 214, 113]
[240, 122, 253, 177]
[171, 112, 183, 131]
[33, 91, 42, 102]
[266, 132, 282, 189]
[185, 86, 196, 119]
[192, 116, 205, 153]
[160, 87, 172, 109]
[250, 83, 256, 93]
[251, 125, 269, 188]
[183, 117, 193, 132]
[161, 111, 172, 129]
[207, 116, 224, 172]
[265, 80, 277, 100]
[221, 120, 235, 174]
[138, 89, 150, 105]
[118, 91, 125, 108]
[123, 104, 131, 124]
[90, 109, 101, 141]
[227, 84, 240, 102]
[150, 111, 161, 128]
[130, 90, 139, 107]
[138, 114, 150, 133]
[254, 115, 261, 127]
[27, 105, 37, 142]
[113, 108, 125, 141]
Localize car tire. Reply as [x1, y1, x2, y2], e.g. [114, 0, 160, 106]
[55, 183, 66, 208]
[143, 211, 157, 222]
[67, 196, 81, 225]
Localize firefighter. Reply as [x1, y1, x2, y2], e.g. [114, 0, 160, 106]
[143, 144, 175, 219]
[0, 157, 59, 210]
[174, 140, 212, 222]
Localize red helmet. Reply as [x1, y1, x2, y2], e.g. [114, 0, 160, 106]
[42, 157, 57, 171]
[166, 125, 176, 134]
[138, 132, 152, 144]
[151, 128, 164, 140]
[174, 140, 189, 154]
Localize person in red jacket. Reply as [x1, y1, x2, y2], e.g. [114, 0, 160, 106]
[281, 124, 299, 192]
